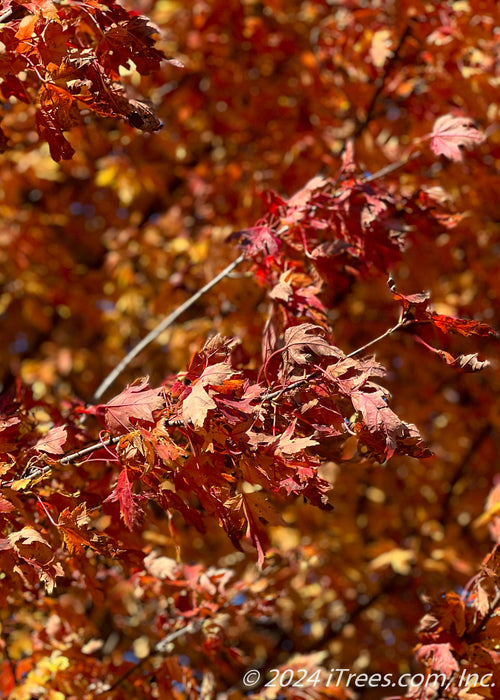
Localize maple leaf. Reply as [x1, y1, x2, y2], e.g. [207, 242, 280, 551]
[351, 385, 430, 461]
[57, 504, 94, 554]
[431, 314, 496, 338]
[415, 642, 459, 675]
[98, 15, 166, 74]
[126, 99, 163, 132]
[282, 324, 343, 369]
[240, 491, 283, 567]
[284, 174, 329, 222]
[474, 584, 490, 617]
[430, 114, 485, 162]
[276, 421, 319, 456]
[182, 363, 235, 428]
[100, 378, 164, 432]
[36, 111, 75, 161]
[8, 526, 50, 547]
[104, 469, 136, 530]
[34, 425, 67, 455]
[232, 225, 281, 257]
[389, 279, 496, 337]
[0, 415, 20, 431]
[0, 495, 14, 514]
[434, 349, 489, 372]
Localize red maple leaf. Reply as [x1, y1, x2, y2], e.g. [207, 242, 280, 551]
[232, 225, 281, 257]
[240, 491, 283, 567]
[181, 363, 235, 428]
[390, 279, 496, 337]
[431, 314, 496, 337]
[92, 378, 164, 432]
[104, 469, 136, 530]
[281, 323, 343, 369]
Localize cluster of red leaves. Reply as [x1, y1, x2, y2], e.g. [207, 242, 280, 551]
[0, 143, 493, 581]
[0, 0, 173, 159]
[402, 545, 500, 699]
[1, 122, 496, 694]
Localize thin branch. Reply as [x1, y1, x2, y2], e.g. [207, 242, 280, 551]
[91, 140, 419, 407]
[0, 437, 121, 487]
[59, 436, 120, 464]
[262, 321, 407, 404]
[92, 252, 246, 403]
[352, 22, 414, 142]
[361, 150, 421, 184]
[441, 422, 492, 523]
[345, 321, 406, 358]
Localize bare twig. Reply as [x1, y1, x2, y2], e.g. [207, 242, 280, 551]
[361, 150, 421, 184]
[0, 436, 122, 488]
[92, 252, 246, 403]
[345, 320, 406, 358]
[352, 22, 414, 141]
[59, 436, 121, 464]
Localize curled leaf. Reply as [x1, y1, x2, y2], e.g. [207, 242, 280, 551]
[444, 352, 490, 372]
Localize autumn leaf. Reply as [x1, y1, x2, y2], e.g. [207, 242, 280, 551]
[351, 385, 430, 460]
[182, 363, 235, 428]
[35, 425, 67, 455]
[430, 114, 485, 162]
[282, 324, 343, 368]
[232, 225, 281, 257]
[0, 496, 14, 514]
[100, 378, 164, 432]
[436, 350, 489, 373]
[390, 278, 496, 337]
[415, 642, 459, 675]
[240, 491, 283, 567]
[104, 469, 136, 530]
[57, 504, 94, 554]
[276, 421, 319, 456]
[431, 314, 496, 338]
[36, 111, 75, 161]
[8, 527, 49, 547]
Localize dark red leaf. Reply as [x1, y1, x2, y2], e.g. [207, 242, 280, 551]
[104, 469, 136, 530]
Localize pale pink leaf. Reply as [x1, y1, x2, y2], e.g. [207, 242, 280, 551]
[430, 114, 484, 162]
[35, 425, 67, 455]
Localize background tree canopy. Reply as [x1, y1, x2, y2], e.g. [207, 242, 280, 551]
[0, 0, 499, 698]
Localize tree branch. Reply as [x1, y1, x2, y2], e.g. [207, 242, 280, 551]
[92, 252, 247, 403]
